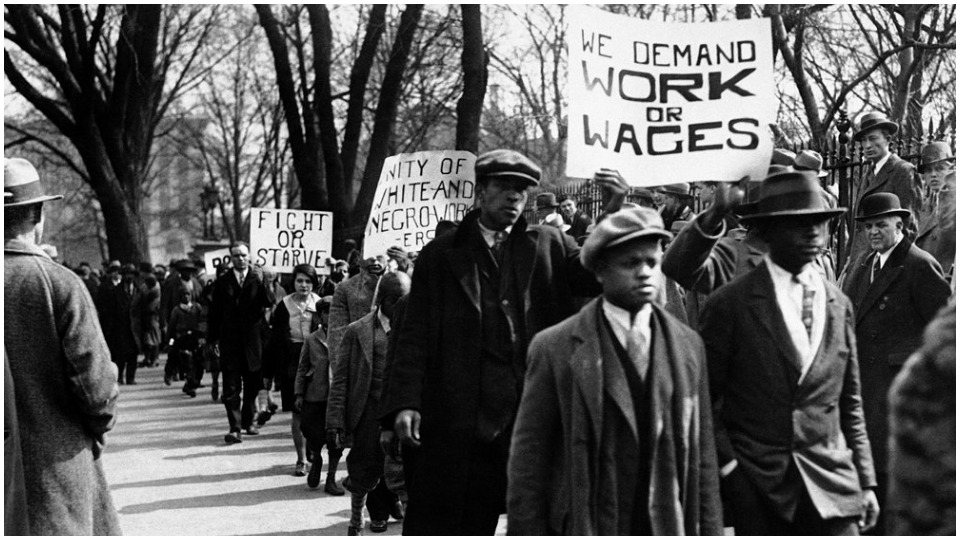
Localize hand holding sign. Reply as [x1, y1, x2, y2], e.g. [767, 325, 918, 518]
[593, 168, 630, 216]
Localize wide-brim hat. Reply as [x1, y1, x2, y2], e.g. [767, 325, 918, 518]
[919, 141, 955, 172]
[536, 192, 559, 208]
[854, 192, 911, 222]
[475, 149, 541, 187]
[581, 205, 672, 272]
[654, 183, 693, 199]
[770, 148, 797, 167]
[176, 259, 198, 272]
[793, 149, 828, 178]
[739, 170, 847, 224]
[106, 260, 122, 272]
[853, 112, 899, 141]
[4, 158, 63, 207]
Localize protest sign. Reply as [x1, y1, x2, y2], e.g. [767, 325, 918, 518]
[363, 150, 476, 258]
[203, 247, 231, 275]
[566, 6, 776, 184]
[249, 208, 334, 273]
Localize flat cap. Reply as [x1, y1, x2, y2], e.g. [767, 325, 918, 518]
[475, 149, 541, 186]
[580, 205, 672, 272]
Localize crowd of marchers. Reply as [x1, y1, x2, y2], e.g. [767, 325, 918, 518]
[4, 109, 955, 536]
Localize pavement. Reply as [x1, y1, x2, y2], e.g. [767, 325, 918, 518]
[100, 361, 402, 536]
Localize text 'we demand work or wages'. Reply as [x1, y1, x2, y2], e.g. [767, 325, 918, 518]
[578, 32, 762, 155]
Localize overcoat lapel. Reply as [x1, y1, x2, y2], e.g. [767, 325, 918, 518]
[856, 240, 910, 324]
[510, 225, 539, 298]
[799, 280, 843, 387]
[747, 262, 802, 381]
[445, 245, 481, 313]
[570, 300, 604, 444]
[597, 312, 639, 442]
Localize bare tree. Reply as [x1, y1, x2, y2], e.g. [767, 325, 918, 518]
[456, 5, 487, 153]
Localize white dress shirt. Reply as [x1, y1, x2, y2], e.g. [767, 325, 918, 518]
[765, 256, 826, 384]
[601, 300, 652, 361]
[477, 221, 512, 248]
[873, 153, 891, 176]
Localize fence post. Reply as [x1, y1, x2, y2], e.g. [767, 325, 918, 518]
[836, 109, 853, 271]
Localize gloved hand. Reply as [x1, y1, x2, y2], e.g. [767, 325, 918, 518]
[326, 428, 344, 450]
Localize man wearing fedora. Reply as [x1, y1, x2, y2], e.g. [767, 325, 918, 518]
[700, 169, 879, 535]
[506, 205, 722, 535]
[3, 157, 121, 534]
[535, 191, 561, 225]
[840, 192, 950, 533]
[847, 112, 923, 267]
[916, 141, 956, 276]
[379, 149, 628, 534]
[654, 183, 694, 232]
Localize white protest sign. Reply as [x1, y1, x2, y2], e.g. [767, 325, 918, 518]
[249, 208, 334, 273]
[363, 150, 476, 258]
[566, 7, 776, 184]
[203, 248, 231, 275]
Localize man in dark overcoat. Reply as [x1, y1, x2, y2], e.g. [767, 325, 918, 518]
[98, 263, 142, 384]
[507, 206, 722, 535]
[700, 170, 879, 535]
[379, 149, 627, 535]
[3, 157, 121, 535]
[846, 112, 923, 266]
[840, 192, 951, 533]
[208, 242, 275, 444]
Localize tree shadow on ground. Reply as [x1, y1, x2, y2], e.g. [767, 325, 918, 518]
[119, 483, 332, 514]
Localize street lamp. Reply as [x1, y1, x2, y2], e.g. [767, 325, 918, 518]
[200, 184, 220, 239]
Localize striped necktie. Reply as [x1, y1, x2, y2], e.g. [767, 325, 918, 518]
[871, 253, 881, 284]
[794, 275, 815, 340]
[491, 230, 508, 260]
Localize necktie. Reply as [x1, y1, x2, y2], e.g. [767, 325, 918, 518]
[871, 253, 881, 283]
[626, 321, 649, 380]
[491, 231, 508, 260]
[799, 278, 815, 341]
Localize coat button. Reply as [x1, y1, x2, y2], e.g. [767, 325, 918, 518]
[879, 303, 886, 310]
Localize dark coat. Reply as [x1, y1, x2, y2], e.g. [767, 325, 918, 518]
[916, 186, 956, 276]
[840, 238, 950, 470]
[379, 210, 600, 530]
[160, 274, 202, 328]
[700, 260, 876, 520]
[208, 268, 274, 371]
[137, 279, 162, 348]
[294, 327, 331, 403]
[565, 210, 593, 244]
[265, 294, 322, 380]
[507, 299, 722, 535]
[887, 299, 955, 535]
[97, 278, 141, 358]
[848, 154, 923, 263]
[327, 311, 383, 435]
[4, 239, 121, 535]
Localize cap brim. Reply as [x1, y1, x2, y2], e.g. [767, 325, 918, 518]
[4, 194, 63, 207]
[606, 228, 673, 249]
[854, 209, 911, 222]
[481, 171, 539, 186]
[739, 207, 847, 224]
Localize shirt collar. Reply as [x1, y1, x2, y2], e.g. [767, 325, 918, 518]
[477, 220, 512, 248]
[873, 153, 891, 175]
[877, 236, 903, 268]
[601, 298, 652, 336]
[764, 255, 817, 286]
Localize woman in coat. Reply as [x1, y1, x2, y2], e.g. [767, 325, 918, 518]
[266, 264, 322, 476]
[138, 273, 163, 368]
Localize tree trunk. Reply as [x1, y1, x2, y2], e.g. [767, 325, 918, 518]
[455, 4, 487, 153]
[351, 4, 425, 230]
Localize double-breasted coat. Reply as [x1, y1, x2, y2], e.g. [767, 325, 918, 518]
[700, 261, 877, 521]
[4, 239, 121, 535]
[379, 210, 600, 531]
[848, 154, 923, 264]
[507, 298, 723, 535]
[840, 239, 950, 473]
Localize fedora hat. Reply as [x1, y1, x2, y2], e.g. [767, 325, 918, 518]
[853, 112, 899, 141]
[4, 158, 63, 207]
[176, 259, 198, 272]
[655, 183, 693, 199]
[919, 141, 955, 172]
[120, 263, 138, 276]
[770, 148, 797, 167]
[475, 149, 541, 187]
[793, 149, 829, 178]
[854, 193, 911, 222]
[536, 192, 559, 208]
[739, 170, 847, 224]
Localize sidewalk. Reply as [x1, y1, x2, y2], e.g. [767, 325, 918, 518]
[100, 362, 400, 536]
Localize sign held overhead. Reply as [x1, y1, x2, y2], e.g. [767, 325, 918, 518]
[249, 207, 334, 273]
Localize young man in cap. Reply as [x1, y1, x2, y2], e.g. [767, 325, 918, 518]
[915, 142, 956, 275]
[506, 206, 722, 535]
[847, 112, 923, 266]
[700, 169, 880, 535]
[379, 149, 627, 535]
[3, 157, 121, 534]
[840, 192, 951, 533]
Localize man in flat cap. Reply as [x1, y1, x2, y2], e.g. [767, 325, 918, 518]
[3, 157, 121, 534]
[700, 169, 879, 535]
[507, 206, 722, 535]
[840, 192, 950, 533]
[846, 112, 923, 268]
[379, 149, 628, 534]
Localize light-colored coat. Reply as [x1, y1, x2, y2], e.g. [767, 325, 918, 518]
[328, 270, 378, 360]
[507, 298, 723, 535]
[4, 239, 121, 535]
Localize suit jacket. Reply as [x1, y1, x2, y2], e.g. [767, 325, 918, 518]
[848, 154, 923, 263]
[378, 209, 600, 532]
[840, 238, 950, 470]
[328, 269, 379, 360]
[700, 260, 876, 520]
[208, 268, 273, 371]
[565, 210, 593, 244]
[326, 311, 383, 434]
[507, 299, 722, 535]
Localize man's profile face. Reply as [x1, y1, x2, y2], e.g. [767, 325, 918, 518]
[865, 216, 902, 253]
[697, 183, 717, 206]
[595, 238, 663, 313]
[230, 245, 250, 271]
[762, 216, 828, 273]
[861, 129, 891, 163]
[477, 177, 529, 230]
[559, 199, 577, 220]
